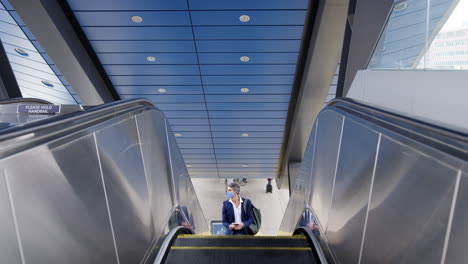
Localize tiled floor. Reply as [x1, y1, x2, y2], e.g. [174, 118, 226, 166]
[191, 178, 290, 235]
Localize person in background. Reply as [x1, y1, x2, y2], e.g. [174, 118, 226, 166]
[222, 182, 253, 235]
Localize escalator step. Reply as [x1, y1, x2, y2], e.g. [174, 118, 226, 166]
[174, 235, 310, 248]
[164, 247, 316, 264]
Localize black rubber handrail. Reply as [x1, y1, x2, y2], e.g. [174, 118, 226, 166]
[328, 98, 468, 160]
[0, 99, 156, 159]
[0, 98, 52, 105]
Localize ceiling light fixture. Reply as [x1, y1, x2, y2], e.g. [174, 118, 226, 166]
[394, 2, 408, 12]
[240, 56, 250, 62]
[241, 133, 249, 137]
[175, 133, 183, 137]
[186, 164, 192, 167]
[14, 47, 29, 57]
[240, 88, 250, 93]
[239, 15, 250, 22]
[131, 16, 143, 23]
[158, 88, 167, 93]
[242, 164, 249, 167]
[41, 80, 54, 87]
[146, 56, 156, 62]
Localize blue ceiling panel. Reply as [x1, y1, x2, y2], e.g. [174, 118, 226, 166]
[200, 65, 296, 75]
[154, 103, 206, 111]
[67, 0, 189, 11]
[211, 126, 284, 132]
[218, 168, 277, 172]
[98, 53, 198, 65]
[209, 111, 288, 119]
[191, 11, 306, 26]
[216, 154, 279, 159]
[8, 55, 53, 73]
[211, 132, 283, 138]
[178, 143, 213, 149]
[121, 94, 204, 103]
[163, 111, 208, 119]
[82, 27, 193, 41]
[182, 158, 216, 163]
[104, 65, 199, 76]
[216, 158, 277, 163]
[198, 53, 299, 64]
[180, 149, 215, 154]
[109, 75, 201, 85]
[91, 40, 196, 53]
[215, 144, 281, 149]
[0, 20, 24, 38]
[213, 138, 282, 144]
[182, 153, 216, 160]
[217, 164, 277, 168]
[74, 11, 191, 26]
[0, 32, 35, 50]
[188, 0, 309, 10]
[204, 85, 292, 94]
[202, 75, 294, 85]
[2, 43, 43, 62]
[173, 132, 212, 138]
[0, 9, 15, 24]
[207, 103, 289, 110]
[173, 126, 211, 132]
[169, 119, 210, 126]
[176, 137, 212, 143]
[219, 172, 276, 178]
[188, 168, 218, 172]
[215, 148, 280, 154]
[116, 86, 203, 95]
[193, 26, 303, 40]
[206, 95, 290, 103]
[210, 119, 285, 126]
[196, 40, 301, 52]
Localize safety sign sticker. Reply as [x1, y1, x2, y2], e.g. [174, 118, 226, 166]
[17, 104, 61, 114]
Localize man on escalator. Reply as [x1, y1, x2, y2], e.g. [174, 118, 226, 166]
[222, 182, 254, 235]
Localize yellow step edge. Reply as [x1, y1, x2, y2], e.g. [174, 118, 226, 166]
[171, 246, 311, 251]
[177, 235, 306, 239]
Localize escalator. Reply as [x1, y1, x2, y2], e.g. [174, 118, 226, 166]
[1, 98, 467, 263]
[163, 234, 316, 264]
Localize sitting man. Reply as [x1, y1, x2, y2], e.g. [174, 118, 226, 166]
[222, 182, 254, 235]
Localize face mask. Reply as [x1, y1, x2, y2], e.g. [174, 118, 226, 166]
[226, 191, 235, 198]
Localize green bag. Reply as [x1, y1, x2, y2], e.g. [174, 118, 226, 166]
[243, 199, 261, 235]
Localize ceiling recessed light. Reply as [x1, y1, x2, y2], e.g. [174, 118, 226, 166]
[175, 133, 183, 137]
[158, 88, 167, 93]
[131, 16, 143, 23]
[394, 2, 408, 12]
[240, 88, 250, 93]
[186, 164, 192, 167]
[239, 15, 250, 22]
[146, 56, 156, 62]
[240, 56, 250, 62]
[14, 47, 29, 57]
[41, 80, 54, 87]
[242, 164, 249, 167]
[241, 133, 249, 137]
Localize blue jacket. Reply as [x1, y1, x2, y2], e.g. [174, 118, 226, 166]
[222, 198, 254, 235]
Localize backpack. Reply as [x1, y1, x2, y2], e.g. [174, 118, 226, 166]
[243, 199, 261, 235]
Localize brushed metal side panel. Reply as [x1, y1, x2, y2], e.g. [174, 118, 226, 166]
[166, 125, 209, 234]
[95, 118, 152, 264]
[4, 136, 117, 264]
[0, 170, 22, 264]
[326, 119, 379, 263]
[310, 110, 344, 231]
[135, 110, 175, 235]
[445, 173, 468, 264]
[361, 136, 457, 264]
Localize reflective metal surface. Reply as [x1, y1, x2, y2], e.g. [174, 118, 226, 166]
[280, 98, 468, 264]
[326, 119, 379, 263]
[0, 99, 208, 264]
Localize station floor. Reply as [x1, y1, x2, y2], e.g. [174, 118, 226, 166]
[191, 178, 290, 235]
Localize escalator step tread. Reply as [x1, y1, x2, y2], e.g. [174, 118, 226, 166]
[164, 248, 316, 264]
[174, 236, 310, 248]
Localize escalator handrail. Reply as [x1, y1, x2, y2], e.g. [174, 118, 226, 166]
[294, 227, 328, 264]
[328, 98, 468, 160]
[0, 99, 156, 158]
[153, 226, 193, 264]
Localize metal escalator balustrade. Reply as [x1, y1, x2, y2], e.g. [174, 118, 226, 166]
[163, 235, 317, 264]
[280, 98, 468, 264]
[0, 99, 208, 264]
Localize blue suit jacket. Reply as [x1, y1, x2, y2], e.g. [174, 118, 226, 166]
[222, 198, 254, 235]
